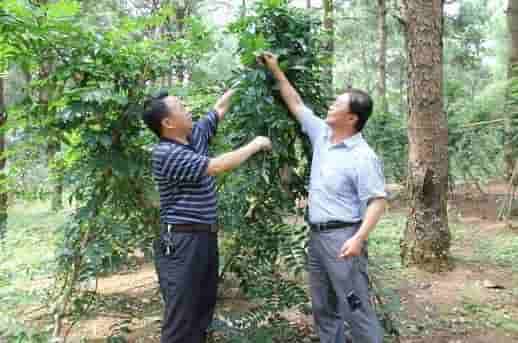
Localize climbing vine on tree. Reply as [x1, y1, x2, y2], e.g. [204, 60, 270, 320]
[215, 0, 328, 325]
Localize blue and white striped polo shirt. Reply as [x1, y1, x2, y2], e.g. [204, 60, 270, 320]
[152, 111, 219, 224]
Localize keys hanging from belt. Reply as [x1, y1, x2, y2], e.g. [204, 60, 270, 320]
[163, 224, 175, 256]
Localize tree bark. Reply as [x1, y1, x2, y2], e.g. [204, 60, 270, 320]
[505, 0, 518, 182]
[0, 78, 8, 239]
[35, 0, 63, 210]
[323, 0, 334, 96]
[377, 0, 388, 114]
[174, 0, 188, 86]
[400, 0, 451, 272]
[39, 60, 63, 211]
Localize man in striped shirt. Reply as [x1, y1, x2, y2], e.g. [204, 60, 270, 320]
[142, 91, 272, 343]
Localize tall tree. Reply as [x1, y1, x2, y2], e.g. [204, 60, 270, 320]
[0, 77, 7, 238]
[323, 0, 334, 95]
[174, 0, 187, 85]
[34, 0, 63, 211]
[377, 0, 388, 114]
[40, 60, 63, 211]
[400, 0, 451, 272]
[172, 0, 199, 85]
[506, 0, 518, 181]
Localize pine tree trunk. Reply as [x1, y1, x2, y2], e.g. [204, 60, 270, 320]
[0, 78, 8, 239]
[505, 0, 518, 182]
[323, 0, 334, 97]
[175, 1, 187, 85]
[377, 0, 388, 114]
[400, 0, 451, 272]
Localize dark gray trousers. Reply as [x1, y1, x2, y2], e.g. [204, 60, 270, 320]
[154, 231, 219, 343]
[308, 226, 383, 343]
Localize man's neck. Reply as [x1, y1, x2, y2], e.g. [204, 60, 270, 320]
[330, 126, 356, 145]
[162, 131, 189, 145]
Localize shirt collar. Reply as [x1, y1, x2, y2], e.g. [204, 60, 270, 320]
[160, 134, 193, 149]
[323, 128, 364, 148]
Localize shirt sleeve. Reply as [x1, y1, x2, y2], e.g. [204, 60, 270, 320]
[298, 105, 327, 145]
[356, 154, 387, 207]
[194, 110, 219, 143]
[161, 146, 209, 183]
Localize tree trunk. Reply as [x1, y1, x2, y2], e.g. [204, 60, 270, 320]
[400, 0, 451, 272]
[505, 0, 518, 182]
[307, 0, 311, 9]
[48, 141, 63, 211]
[35, 0, 62, 210]
[175, 1, 187, 85]
[39, 61, 63, 211]
[377, 0, 388, 114]
[323, 0, 334, 97]
[0, 78, 8, 239]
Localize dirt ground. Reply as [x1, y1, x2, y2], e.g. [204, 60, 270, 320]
[63, 181, 518, 343]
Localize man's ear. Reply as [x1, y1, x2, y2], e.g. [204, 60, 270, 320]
[161, 116, 176, 130]
[351, 113, 360, 127]
[349, 113, 359, 126]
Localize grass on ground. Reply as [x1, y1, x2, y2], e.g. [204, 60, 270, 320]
[0, 200, 68, 338]
[1, 203, 518, 342]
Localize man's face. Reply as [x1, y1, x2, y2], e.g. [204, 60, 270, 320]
[161, 96, 193, 133]
[325, 93, 358, 129]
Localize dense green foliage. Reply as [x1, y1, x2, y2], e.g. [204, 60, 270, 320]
[0, 0, 515, 341]
[1, 0, 215, 337]
[217, 0, 327, 321]
[1, 0, 332, 337]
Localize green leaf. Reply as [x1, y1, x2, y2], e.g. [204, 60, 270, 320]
[45, 0, 80, 19]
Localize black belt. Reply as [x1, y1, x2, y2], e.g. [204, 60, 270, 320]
[160, 223, 219, 233]
[309, 221, 361, 232]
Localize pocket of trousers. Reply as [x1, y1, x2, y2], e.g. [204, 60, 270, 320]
[320, 230, 355, 261]
[158, 232, 195, 263]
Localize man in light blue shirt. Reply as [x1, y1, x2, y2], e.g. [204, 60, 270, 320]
[262, 52, 386, 343]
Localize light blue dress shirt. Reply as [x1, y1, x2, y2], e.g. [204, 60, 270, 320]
[299, 105, 387, 223]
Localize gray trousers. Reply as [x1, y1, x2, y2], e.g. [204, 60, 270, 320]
[153, 231, 219, 343]
[308, 226, 383, 343]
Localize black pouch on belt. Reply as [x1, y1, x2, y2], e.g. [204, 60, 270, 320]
[346, 256, 363, 311]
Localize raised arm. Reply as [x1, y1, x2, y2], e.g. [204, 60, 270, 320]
[261, 52, 305, 122]
[214, 89, 235, 121]
[207, 137, 272, 176]
[161, 137, 273, 182]
[260, 52, 326, 145]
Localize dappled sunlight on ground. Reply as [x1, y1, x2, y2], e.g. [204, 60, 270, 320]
[1, 190, 518, 342]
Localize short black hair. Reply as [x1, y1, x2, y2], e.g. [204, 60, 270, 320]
[347, 88, 373, 132]
[142, 91, 169, 138]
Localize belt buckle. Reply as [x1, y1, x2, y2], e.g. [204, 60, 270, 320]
[311, 223, 323, 232]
